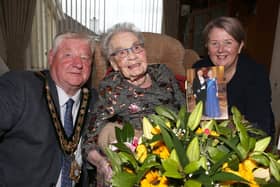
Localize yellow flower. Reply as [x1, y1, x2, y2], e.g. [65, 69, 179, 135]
[222, 159, 259, 187]
[150, 141, 170, 159]
[141, 170, 168, 187]
[123, 166, 134, 174]
[151, 121, 170, 135]
[151, 126, 161, 135]
[195, 127, 203, 135]
[136, 144, 148, 163]
[195, 127, 219, 137]
[210, 130, 220, 137]
[165, 121, 171, 128]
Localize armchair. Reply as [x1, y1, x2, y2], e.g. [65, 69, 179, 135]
[90, 32, 200, 89]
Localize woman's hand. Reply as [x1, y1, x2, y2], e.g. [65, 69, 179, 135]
[87, 150, 112, 183]
[97, 158, 113, 182]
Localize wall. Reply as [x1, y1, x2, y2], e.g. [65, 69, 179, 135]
[245, 0, 279, 72]
[270, 3, 280, 146]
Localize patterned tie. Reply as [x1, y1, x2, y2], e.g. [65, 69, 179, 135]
[61, 98, 74, 187]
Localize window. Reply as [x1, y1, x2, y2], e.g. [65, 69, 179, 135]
[61, 0, 163, 34]
[27, 0, 163, 70]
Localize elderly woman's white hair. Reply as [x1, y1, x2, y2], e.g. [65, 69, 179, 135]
[100, 22, 145, 60]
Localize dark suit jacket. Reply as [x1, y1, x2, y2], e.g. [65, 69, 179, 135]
[192, 76, 207, 104]
[0, 70, 98, 187]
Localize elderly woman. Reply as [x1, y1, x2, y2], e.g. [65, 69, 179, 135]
[83, 22, 185, 186]
[192, 16, 275, 138]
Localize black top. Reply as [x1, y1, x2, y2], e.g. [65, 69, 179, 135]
[192, 54, 275, 137]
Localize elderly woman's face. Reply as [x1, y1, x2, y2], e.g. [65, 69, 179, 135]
[207, 27, 244, 70]
[109, 32, 148, 81]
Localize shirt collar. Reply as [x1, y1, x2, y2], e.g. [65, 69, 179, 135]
[56, 85, 81, 107]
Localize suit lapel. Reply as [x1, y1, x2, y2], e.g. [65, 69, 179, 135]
[44, 71, 61, 117]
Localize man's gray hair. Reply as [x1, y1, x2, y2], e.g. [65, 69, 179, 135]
[52, 32, 96, 54]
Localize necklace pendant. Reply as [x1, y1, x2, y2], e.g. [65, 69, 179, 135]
[69, 158, 81, 183]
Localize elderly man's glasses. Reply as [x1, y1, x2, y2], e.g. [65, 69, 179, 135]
[110, 43, 144, 59]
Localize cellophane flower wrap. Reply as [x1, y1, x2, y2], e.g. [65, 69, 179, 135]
[104, 102, 280, 187]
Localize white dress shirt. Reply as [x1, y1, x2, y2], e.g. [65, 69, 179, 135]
[55, 86, 82, 187]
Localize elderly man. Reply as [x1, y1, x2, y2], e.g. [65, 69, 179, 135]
[0, 32, 98, 187]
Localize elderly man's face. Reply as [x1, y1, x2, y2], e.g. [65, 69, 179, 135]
[48, 38, 92, 96]
[109, 32, 148, 82]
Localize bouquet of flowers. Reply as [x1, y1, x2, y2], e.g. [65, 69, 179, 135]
[104, 102, 280, 187]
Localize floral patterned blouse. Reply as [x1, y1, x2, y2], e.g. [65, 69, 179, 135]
[83, 64, 185, 153]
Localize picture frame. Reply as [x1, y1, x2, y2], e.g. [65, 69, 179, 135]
[185, 66, 228, 120]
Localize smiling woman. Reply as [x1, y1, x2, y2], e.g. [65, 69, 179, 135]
[192, 16, 275, 139]
[83, 22, 185, 186]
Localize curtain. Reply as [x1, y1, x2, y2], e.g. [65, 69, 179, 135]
[0, 0, 36, 70]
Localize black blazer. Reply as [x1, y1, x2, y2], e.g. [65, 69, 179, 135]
[0, 70, 98, 187]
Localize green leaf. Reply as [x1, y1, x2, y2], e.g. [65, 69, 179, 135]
[111, 172, 137, 187]
[250, 153, 270, 167]
[212, 172, 248, 183]
[218, 120, 231, 127]
[112, 142, 133, 154]
[115, 123, 134, 143]
[155, 105, 177, 121]
[217, 136, 243, 160]
[262, 183, 280, 187]
[142, 154, 158, 165]
[159, 125, 174, 150]
[122, 122, 135, 142]
[237, 143, 249, 160]
[177, 106, 187, 129]
[115, 127, 123, 143]
[170, 149, 180, 165]
[207, 146, 228, 163]
[186, 137, 200, 162]
[195, 174, 212, 186]
[270, 158, 280, 181]
[119, 152, 138, 169]
[162, 158, 184, 179]
[159, 124, 188, 167]
[184, 160, 201, 174]
[104, 148, 122, 173]
[232, 107, 249, 151]
[148, 114, 167, 128]
[215, 124, 232, 137]
[248, 137, 256, 152]
[254, 137, 271, 152]
[170, 131, 188, 167]
[203, 119, 215, 130]
[184, 179, 202, 187]
[199, 156, 207, 170]
[209, 152, 233, 175]
[187, 101, 203, 131]
[231, 106, 242, 122]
